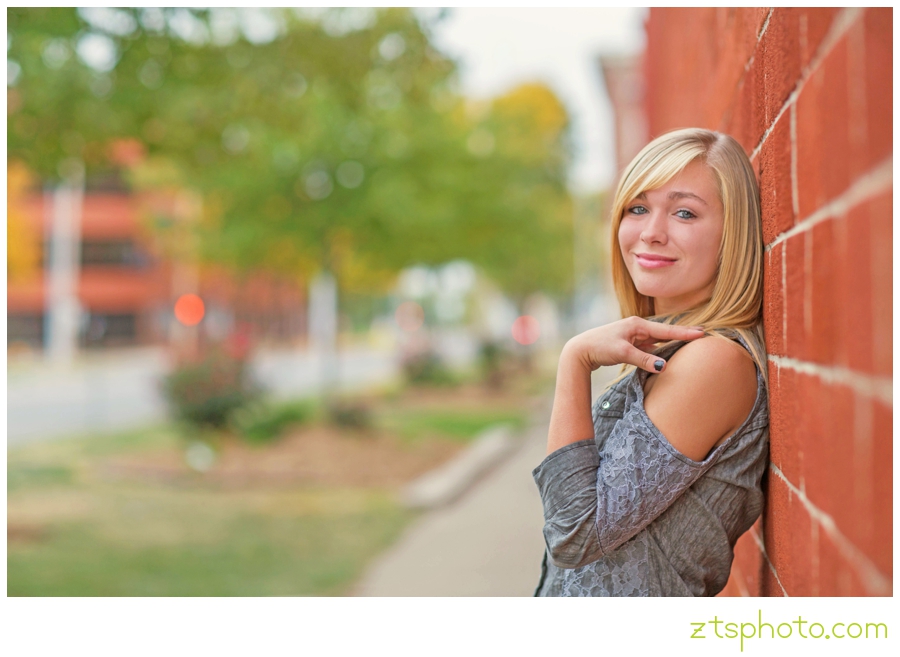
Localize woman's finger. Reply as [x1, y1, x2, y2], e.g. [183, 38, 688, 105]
[634, 340, 659, 352]
[635, 319, 706, 342]
[623, 343, 669, 373]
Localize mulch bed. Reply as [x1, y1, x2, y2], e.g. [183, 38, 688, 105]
[98, 382, 537, 490]
[99, 424, 464, 490]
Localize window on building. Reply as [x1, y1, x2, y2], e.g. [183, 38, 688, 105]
[80, 240, 149, 267]
[82, 313, 138, 347]
[8, 314, 45, 349]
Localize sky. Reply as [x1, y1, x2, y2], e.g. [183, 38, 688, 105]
[427, 7, 647, 195]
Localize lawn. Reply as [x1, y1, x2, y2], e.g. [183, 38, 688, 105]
[8, 379, 540, 596]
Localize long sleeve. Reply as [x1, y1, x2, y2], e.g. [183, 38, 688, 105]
[532, 376, 719, 570]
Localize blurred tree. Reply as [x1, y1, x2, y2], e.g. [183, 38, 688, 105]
[7, 7, 574, 305]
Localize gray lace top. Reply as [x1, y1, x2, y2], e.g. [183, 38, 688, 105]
[533, 337, 769, 597]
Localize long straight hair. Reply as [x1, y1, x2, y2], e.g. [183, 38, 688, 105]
[608, 128, 767, 382]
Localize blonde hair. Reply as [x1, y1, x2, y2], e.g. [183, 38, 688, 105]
[608, 128, 767, 382]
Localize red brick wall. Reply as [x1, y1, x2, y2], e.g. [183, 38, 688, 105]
[644, 7, 892, 596]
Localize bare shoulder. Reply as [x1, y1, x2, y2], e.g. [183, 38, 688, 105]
[642, 337, 757, 462]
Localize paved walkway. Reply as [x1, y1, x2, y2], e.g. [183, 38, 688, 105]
[352, 418, 550, 596]
[353, 366, 618, 597]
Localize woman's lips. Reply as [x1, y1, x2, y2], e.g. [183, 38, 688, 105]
[635, 253, 677, 269]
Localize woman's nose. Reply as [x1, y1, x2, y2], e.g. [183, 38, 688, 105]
[640, 210, 668, 245]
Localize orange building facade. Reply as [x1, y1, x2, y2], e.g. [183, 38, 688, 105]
[7, 184, 306, 353]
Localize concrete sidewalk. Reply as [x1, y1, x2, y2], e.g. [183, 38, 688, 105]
[353, 366, 618, 597]
[352, 418, 550, 596]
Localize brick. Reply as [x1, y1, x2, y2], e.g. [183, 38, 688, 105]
[870, 400, 892, 576]
[723, 61, 765, 157]
[761, 564, 786, 597]
[712, 9, 761, 121]
[807, 219, 838, 364]
[838, 201, 875, 373]
[758, 9, 802, 126]
[765, 471, 817, 595]
[863, 8, 892, 171]
[869, 191, 892, 377]
[795, 34, 852, 219]
[759, 117, 795, 244]
[817, 524, 872, 596]
[783, 233, 807, 360]
[799, 380, 857, 541]
[794, 7, 841, 71]
[767, 363, 802, 478]
[762, 243, 785, 355]
[645, 8, 723, 134]
[736, 519, 764, 595]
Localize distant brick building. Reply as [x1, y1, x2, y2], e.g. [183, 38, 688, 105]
[7, 182, 306, 353]
[634, 7, 892, 596]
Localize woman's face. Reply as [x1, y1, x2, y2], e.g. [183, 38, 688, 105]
[618, 160, 724, 316]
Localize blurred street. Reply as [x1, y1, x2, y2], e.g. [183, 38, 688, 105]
[7, 344, 400, 445]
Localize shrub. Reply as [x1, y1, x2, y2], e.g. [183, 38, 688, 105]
[401, 350, 457, 386]
[160, 345, 262, 430]
[231, 399, 316, 444]
[478, 339, 511, 389]
[327, 399, 372, 431]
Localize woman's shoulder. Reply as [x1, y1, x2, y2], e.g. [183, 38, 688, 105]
[642, 336, 759, 462]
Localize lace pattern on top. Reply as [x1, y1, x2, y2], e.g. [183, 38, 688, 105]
[533, 336, 769, 597]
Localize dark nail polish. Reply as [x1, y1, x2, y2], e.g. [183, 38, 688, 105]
[654, 360, 665, 372]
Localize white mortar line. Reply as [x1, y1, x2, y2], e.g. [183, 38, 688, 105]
[749, 7, 865, 162]
[780, 242, 787, 349]
[768, 355, 893, 406]
[748, 524, 789, 597]
[757, 8, 774, 42]
[765, 157, 893, 251]
[790, 104, 800, 220]
[769, 463, 892, 595]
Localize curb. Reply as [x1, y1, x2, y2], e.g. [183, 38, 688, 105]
[401, 423, 520, 509]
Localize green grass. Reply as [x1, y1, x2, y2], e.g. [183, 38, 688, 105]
[8, 486, 410, 596]
[7, 425, 412, 597]
[375, 408, 528, 444]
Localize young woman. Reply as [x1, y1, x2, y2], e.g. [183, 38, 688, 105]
[533, 128, 768, 597]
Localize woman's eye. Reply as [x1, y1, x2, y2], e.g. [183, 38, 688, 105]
[627, 205, 648, 215]
[675, 209, 697, 219]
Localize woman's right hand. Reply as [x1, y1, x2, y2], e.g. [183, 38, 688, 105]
[564, 317, 706, 374]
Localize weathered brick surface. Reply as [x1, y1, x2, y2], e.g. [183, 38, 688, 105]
[782, 232, 807, 360]
[645, 7, 892, 596]
[869, 191, 893, 378]
[762, 244, 784, 355]
[758, 116, 794, 244]
[758, 9, 803, 126]
[795, 33, 852, 220]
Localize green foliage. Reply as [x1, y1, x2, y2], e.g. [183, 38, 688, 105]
[160, 347, 261, 430]
[231, 399, 316, 444]
[326, 400, 373, 431]
[8, 7, 575, 301]
[401, 350, 459, 386]
[478, 339, 514, 389]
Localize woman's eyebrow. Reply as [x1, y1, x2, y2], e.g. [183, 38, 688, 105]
[667, 191, 708, 205]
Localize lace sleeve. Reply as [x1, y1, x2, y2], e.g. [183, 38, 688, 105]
[532, 378, 720, 570]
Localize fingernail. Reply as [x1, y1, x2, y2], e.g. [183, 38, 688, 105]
[654, 360, 665, 372]
[689, 326, 705, 331]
